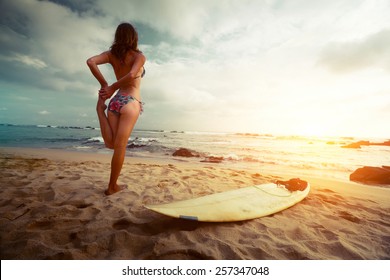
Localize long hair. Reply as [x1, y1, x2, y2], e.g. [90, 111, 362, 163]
[110, 23, 139, 62]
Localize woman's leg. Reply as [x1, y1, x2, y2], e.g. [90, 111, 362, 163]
[96, 97, 115, 149]
[105, 101, 140, 195]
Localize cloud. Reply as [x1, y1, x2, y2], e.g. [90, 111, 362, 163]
[95, 0, 214, 41]
[6, 53, 47, 69]
[38, 110, 50, 115]
[94, 0, 296, 49]
[14, 96, 32, 101]
[0, 0, 111, 92]
[1, 0, 389, 136]
[2, 0, 386, 95]
[319, 29, 390, 73]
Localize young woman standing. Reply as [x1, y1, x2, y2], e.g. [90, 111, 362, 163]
[87, 22, 146, 195]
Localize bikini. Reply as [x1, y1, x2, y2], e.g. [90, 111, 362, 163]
[108, 67, 145, 115]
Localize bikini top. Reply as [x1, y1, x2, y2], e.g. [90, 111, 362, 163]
[135, 67, 146, 79]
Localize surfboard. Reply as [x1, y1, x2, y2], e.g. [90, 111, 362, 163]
[145, 181, 310, 222]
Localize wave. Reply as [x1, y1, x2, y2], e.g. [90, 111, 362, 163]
[184, 131, 230, 136]
[234, 132, 275, 138]
[34, 124, 98, 130]
[83, 137, 104, 144]
[136, 129, 165, 133]
[58, 125, 98, 130]
[169, 147, 278, 165]
[36, 124, 53, 128]
[44, 137, 92, 143]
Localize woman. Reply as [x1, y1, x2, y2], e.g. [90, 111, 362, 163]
[87, 22, 146, 195]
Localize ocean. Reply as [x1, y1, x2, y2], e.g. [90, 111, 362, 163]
[1, 124, 389, 183]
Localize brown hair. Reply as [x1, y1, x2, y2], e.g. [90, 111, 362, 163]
[110, 22, 140, 62]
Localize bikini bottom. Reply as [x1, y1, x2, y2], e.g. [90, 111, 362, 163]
[108, 91, 144, 115]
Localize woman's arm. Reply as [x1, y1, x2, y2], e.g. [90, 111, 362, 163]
[86, 51, 110, 87]
[98, 52, 146, 100]
[110, 52, 146, 91]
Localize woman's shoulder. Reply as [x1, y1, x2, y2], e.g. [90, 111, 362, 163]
[106, 50, 115, 63]
[133, 50, 146, 62]
[108, 50, 145, 67]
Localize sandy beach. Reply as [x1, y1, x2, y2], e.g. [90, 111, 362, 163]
[0, 147, 389, 260]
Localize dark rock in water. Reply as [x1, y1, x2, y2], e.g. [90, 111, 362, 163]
[127, 143, 146, 149]
[342, 140, 390, 149]
[342, 143, 360, 149]
[342, 141, 370, 149]
[201, 156, 224, 163]
[172, 148, 200, 158]
[350, 166, 390, 185]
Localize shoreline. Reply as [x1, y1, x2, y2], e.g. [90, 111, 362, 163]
[2, 146, 388, 189]
[1, 146, 389, 259]
[2, 124, 389, 185]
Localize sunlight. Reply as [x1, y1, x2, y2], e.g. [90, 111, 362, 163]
[295, 122, 335, 138]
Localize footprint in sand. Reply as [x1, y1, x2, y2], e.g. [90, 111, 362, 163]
[338, 211, 361, 223]
[112, 218, 201, 236]
[28, 220, 55, 230]
[146, 249, 211, 260]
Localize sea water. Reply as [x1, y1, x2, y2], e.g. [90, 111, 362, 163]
[1, 124, 389, 182]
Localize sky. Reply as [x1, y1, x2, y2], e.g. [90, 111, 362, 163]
[0, 0, 389, 137]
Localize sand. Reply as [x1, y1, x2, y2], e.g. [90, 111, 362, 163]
[0, 147, 389, 260]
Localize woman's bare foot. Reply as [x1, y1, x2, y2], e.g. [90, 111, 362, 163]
[104, 184, 128, 196]
[96, 97, 107, 113]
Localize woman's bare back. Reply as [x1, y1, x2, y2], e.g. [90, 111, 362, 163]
[108, 51, 144, 97]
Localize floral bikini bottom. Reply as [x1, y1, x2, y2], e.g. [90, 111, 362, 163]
[108, 91, 144, 115]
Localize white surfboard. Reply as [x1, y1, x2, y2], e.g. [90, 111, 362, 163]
[145, 182, 310, 222]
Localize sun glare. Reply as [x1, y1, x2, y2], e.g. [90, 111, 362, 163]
[296, 122, 335, 138]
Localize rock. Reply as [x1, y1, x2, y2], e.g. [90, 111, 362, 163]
[350, 166, 390, 185]
[341, 141, 370, 149]
[341, 143, 361, 149]
[378, 140, 390, 146]
[341, 140, 390, 149]
[172, 148, 200, 157]
[127, 143, 146, 149]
